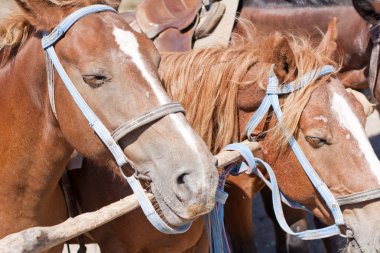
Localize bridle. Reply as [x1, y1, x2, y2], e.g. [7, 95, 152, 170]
[369, 24, 380, 99]
[42, 5, 191, 234]
[207, 65, 380, 252]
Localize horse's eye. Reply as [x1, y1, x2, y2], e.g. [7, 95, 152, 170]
[82, 75, 109, 88]
[305, 136, 328, 148]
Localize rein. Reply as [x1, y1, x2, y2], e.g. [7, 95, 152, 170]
[42, 5, 190, 234]
[208, 65, 380, 252]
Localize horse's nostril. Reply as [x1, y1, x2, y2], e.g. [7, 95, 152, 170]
[176, 173, 189, 185]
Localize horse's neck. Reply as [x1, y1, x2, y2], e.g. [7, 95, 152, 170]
[0, 37, 72, 235]
[239, 6, 371, 70]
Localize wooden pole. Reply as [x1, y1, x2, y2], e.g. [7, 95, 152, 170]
[0, 194, 151, 253]
[215, 140, 261, 167]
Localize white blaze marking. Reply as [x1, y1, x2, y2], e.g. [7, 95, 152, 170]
[332, 93, 380, 183]
[112, 27, 199, 152]
[113, 27, 168, 104]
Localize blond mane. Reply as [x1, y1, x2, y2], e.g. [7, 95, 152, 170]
[0, 0, 120, 66]
[159, 20, 338, 153]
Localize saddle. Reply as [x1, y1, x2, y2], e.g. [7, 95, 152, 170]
[132, 0, 239, 52]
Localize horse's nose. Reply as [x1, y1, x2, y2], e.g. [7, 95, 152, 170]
[173, 169, 204, 202]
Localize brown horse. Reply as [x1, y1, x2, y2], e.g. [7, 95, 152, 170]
[66, 21, 380, 253]
[0, 0, 218, 251]
[236, 1, 377, 252]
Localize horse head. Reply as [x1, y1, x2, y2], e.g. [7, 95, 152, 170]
[236, 26, 380, 252]
[12, 0, 217, 227]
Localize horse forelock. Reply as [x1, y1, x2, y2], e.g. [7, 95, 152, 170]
[0, 13, 33, 67]
[159, 19, 339, 153]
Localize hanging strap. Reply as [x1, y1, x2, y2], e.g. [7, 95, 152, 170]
[223, 143, 342, 240]
[369, 25, 380, 98]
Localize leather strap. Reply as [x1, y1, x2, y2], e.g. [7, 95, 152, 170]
[42, 5, 117, 49]
[369, 25, 380, 98]
[59, 171, 87, 253]
[336, 188, 380, 206]
[112, 102, 185, 142]
[45, 52, 57, 118]
[194, 0, 239, 48]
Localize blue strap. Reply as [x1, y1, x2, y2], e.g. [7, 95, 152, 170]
[223, 143, 342, 240]
[223, 144, 305, 209]
[126, 176, 192, 234]
[206, 170, 232, 253]
[266, 65, 335, 95]
[42, 5, 117, 49]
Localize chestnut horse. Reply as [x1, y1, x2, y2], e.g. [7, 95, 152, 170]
[67, 21, 380, 253]
[237, 1, 378, 251]
[0, 0, 218, 251]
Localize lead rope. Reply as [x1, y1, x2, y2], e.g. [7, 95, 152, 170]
[59, 171, 87, 253]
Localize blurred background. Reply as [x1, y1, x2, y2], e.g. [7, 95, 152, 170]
[0, 0, 142, 16]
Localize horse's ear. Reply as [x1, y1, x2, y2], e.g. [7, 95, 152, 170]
[14, 0, 72, 31]
[353, 0, 380, 25]
[318, 17, 338, 59]
[272, 36, 296, 83]
[13, 0, 121, 31]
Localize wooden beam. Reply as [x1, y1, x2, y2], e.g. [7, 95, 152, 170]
[0, 194, 151, 253]
[215, 140, 261, 168]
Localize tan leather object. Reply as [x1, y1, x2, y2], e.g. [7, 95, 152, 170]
[136, 0, 203, 38]
[154, 27, 196, 52]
